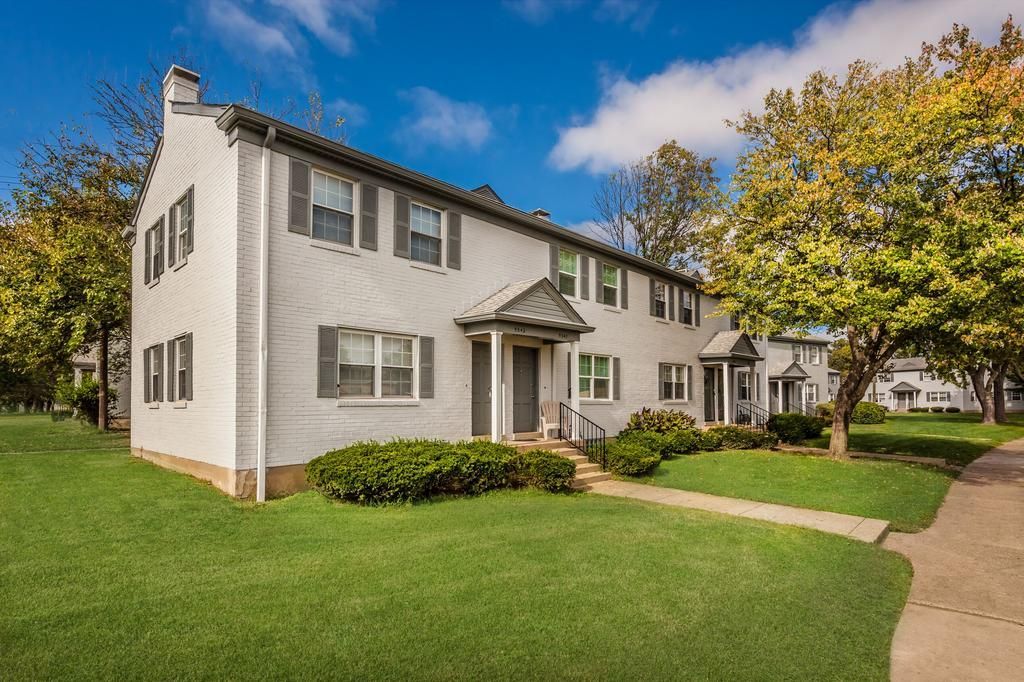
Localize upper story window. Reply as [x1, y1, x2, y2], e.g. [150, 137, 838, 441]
[661, 363, 689, 401]
[600, 264, 619, 306]
[144, 218, 165, 285]
[809, 346, 821, 365]
[877, 372, 893, 382]
[579, 353, 611, 400]
[312, 170, 354, 246]
[558, 248, 578, 297]
[338, 329, 415, 399]
[654, 282, 667, 319]
[792, 344, 804, 364]
[680, 290, 694, 325]
[923, 371, 935, 381]
[829, 373, 839, 385]
[410, 202, 443, 266]
[170, 187, 194, 265]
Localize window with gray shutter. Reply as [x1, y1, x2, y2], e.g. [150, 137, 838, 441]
[317, 326, 338, 398]
[144, 229, 152, 284]
[154, 343, 164, 402]
[695, 293, 702, 326]
[184, 333, 193, 401]
[166, 339, 176, 402]
[657, 363, 666, 400]
[447, 213, 461, 269]
[621, 269, 629, 309]
[143, 347, 152, 403]
[668, 286, 676, 321]
[419, 336, 435, 398]
[613, 357, 621, 400]
[289, 158, 311, 235]
[360, 184, 378, 250]
[687, 365, 693, 400]
[394, 194, 411, 258]
[649, 278, 656, 316]
[167, 205, 177, 268]
[580, 255, 589, 300]
[549, 243, 559, 287]
[155, 217, 165, 279]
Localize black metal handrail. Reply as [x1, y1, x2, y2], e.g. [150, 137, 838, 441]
[736, 401, 771, 432]
[558, 402, 607, 469]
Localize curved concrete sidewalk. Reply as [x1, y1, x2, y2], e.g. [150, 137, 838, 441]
[586, 479, 889, 542]
[885, 436, 1024, 681]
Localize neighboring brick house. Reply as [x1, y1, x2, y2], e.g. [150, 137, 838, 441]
[125, 66, 776, 499]
[764, 334, 832, 414]
[868, 357, 1024, 412]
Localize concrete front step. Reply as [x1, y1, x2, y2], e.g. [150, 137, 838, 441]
[507, 437, 610, 488]
[571, 471, 613, 490]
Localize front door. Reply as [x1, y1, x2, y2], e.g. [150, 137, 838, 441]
[512, 346, 539, 433]
[704, 368, 718, 422]
[897, 392, 910, 410]
[471, 341, 491, 436]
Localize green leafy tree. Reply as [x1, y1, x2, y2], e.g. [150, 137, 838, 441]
[828, 339, 852, 377]
[593, 141, 721, 268]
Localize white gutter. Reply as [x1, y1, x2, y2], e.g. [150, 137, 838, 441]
[256, 125, 276, 502]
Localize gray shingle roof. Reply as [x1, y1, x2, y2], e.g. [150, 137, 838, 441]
[460, 279, 541, 317]
[889, 357, 928, 372]
[771, 361, 810, 379]
[890, 381, 920, 392]
[699, 331, 762, 359]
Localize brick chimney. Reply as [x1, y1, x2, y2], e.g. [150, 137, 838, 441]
[162, 64, 200, 125]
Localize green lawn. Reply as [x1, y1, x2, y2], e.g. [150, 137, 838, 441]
[805, 412, 1024, 465]
[629, 450, 955, 533]
[0, 415, 911, 680]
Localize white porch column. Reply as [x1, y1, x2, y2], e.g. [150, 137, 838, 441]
[721, 362, 731, 425]
[569, 340, 581, 414]
[490, 331, 503, 442]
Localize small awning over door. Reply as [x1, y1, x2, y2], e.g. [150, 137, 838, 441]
[454, 277, 594, 342]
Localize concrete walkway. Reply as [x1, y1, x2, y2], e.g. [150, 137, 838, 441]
[586, 479, 889, 542]
[885, 437, 1024, 681]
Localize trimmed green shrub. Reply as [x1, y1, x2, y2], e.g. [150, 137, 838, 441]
[930, 406, 945, 413]
[703, 425, 779, 450]
[665, 428, 703, 455]
[510, 449, 576, 492]
[606, 439, 661, 476]
[54, 377, 117, 426]
[908, 406, 929, 413]
[945, 406, 961, 413]
[617, 430, 673, 458]
[768, 413, 825, 444]
[621, 407, 697, 435]
[852, 401, 886, 424]
[816, 402, 835, 419]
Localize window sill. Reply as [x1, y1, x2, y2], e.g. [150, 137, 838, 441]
[172, 401, 188, 409]
[311, 239, 359, 256]
[662, 400, 691, 405]
[147, 403, 160, 409]
[409, 261, 447, 275]
[602, 306, 622, 314]
[147, 277, 160, 289]
[581, 399, 613, 405]
[172, 257, 188, 272]
[336, 399, 420, 407]
[655, 318, 670, 325]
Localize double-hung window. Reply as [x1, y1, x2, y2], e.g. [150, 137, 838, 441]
[662, 364, 688, 400]
[174, 187, 194, 262]
[927, 391, 950, 402]
[338, 329, 416, 399]
[923, 372, 935, 381]
[680, 291, 694, 325]
[1007, 389, 1023, 402]
[600, 264, 618, 306]
[312, 170, 355, 245]
[738, 371, 752, 401]
[166, 333, 192, 402]
[410, 202, 443, 265]
[579, 354, 611, 400]
[144, 219, 164, 284]
[654, 283, 667, 319]
[805, 383, 818, 403]
[809, 346, 820, 365]
[792, 344, 804, 363]
[558, 248, 578, 297]
[877, 372, 893, 382]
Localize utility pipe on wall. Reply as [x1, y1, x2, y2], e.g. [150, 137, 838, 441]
[256, 125, 276, 502]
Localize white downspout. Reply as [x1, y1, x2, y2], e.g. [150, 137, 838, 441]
[256, 125, 276, 502]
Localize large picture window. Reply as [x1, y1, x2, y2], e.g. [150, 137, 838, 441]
[558, 248, 578, 297]
[338, 329, 416, 399]
[927, 391, 951, 402]
[662, 364, 688, 400]
[410, 202, 443, 265]
[600, 264, 618, 306]
[312, 170, 354, 245]
[579, 353, 611, 400]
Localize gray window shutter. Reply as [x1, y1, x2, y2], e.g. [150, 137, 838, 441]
[649, 278, 656, 316]
[394, 194, 410, 258]
[679, 288, 686, 322]
[143, 348, 151, 403]
[566, 351, 572, 399]
[419, 336, 435, 398]
[155, 343, 164, 402]
[360, 184, 378, 250]
[594, 259, 603, 300]
[580, 255, 589, 300]
[549, 243, 559, 286]
[144, 229, 152, 284]
[658, 363, 666, 400]
[156, 217, 165, 278]
[185, 186, 194, 255]
[613, 357, 621, 400]
[447, 213, 461, 270]
[167, 206, 177, 268]
[687, 365, 694, 401]
[185, 333, 193, 401]
[317, 326, 337, 398]
[621, 269, 628, 309]
[166, 339, 176, 402]
[695, 293, 702, 326]
[668, 286, 676, 321]
[289, 158, 311, 235]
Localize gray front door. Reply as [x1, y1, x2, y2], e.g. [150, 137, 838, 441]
[471, 342, 491, 436]
[512, 346, 539, 433]
[704, 368, 717, 422]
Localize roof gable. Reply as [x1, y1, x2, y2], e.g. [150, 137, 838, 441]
[699, 330, 763, 361]
[456, 278, 589, 329]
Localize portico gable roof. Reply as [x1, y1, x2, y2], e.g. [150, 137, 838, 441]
[455, 278, 594, 342]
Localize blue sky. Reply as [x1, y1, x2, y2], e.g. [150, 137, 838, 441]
[0, 0, 1015, 229]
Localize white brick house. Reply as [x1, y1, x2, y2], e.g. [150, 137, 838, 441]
[765, 334, 833, 414]
[125, 66, 774, 499]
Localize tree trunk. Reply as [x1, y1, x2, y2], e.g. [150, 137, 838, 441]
[969, 365, 996, 424]
[829, 392, 854, 458]
[97, 326, 109, 431]
[994, 362, 1008, 423]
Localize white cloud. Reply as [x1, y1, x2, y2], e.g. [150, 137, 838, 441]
[267, 0, 378, 55]
[503, 0, 581, 24]
[205, 0, 296, 57]
[328, 97, 368, 126]
[550, 0, 1017, 173]
[396, 87, 493, 152]
[595, 0, 656, 31]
